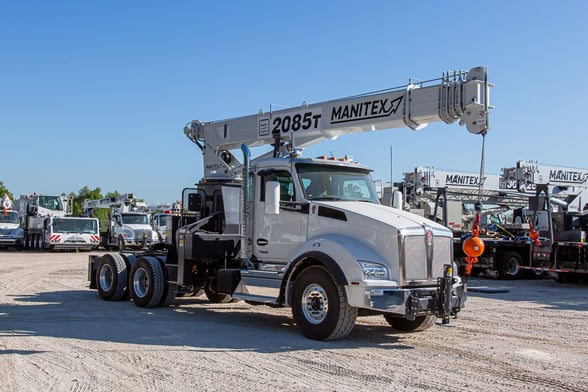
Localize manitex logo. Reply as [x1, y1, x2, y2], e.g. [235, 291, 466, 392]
[330, 96, 403, 124]
[446, 174, 485, 187]
[549, 170, 588, 184]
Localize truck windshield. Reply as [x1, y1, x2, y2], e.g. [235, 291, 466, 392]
[297, 163, 379, 203]
[38, 196, 63, 212]
[121, 214, 148, 225]
[0, 211, 19, 224]
[52, 218, 98, 234]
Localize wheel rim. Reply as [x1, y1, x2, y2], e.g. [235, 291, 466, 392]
[133, 267, 149, 298]
[99, 264, 113, 291]
[301, 283, 328, 324]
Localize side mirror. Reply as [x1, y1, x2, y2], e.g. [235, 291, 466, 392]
[265, 181, 280, 215]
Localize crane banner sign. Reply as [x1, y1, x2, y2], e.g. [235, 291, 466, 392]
[330, 96, 403, 125]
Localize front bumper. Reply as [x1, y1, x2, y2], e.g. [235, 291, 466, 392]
[346, 276, 466, 321]
[0, 237, 24, 246]
[123, 239, 153, 248]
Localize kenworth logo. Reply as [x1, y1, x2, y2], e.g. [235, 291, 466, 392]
[330, 96, 403, 124]
[446, 175, 485, 186]
[549, 170, 588, 184]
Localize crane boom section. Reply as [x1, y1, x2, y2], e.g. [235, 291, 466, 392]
[185, 67, 490, 152]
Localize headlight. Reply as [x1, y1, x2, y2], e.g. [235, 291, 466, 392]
[122, 230, 133, 239]
[358, 260, 389, 280]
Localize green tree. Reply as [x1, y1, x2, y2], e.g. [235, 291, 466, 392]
[72, 186, 103, 217]
[0, 180, 11, 200]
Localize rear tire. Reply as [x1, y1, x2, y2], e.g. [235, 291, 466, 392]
[384, 314, 436, 332]
[129, 256, 164, 308]
[497, 251, 522, 279]
[96, 253, 128, 301]
[291, 266, 357, 341]
[160, 282, 177, 307]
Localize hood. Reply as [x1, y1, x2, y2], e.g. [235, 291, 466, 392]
[314, 201, 452, 236]
[124, 224, 152, 231]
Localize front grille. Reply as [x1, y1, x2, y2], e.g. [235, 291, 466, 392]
[133, 229, 151, 240]
[402, 234, 451, 282]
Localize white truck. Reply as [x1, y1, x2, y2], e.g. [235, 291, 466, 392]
[14, 193, 100, 250]
[83, 194, 158, 250]
[0, 195, 25, 249]
[88, 66, 492, 340]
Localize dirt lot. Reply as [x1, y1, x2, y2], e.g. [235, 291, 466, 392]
[0, 251, 587, 392]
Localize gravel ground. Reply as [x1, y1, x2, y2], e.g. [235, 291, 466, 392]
[0, 251, 587, 392]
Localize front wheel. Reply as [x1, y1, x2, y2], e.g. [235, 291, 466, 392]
[384, 314, 436, 332]
[118, 236, 126, 251]
[204, 280, 233, 303]
[129, 256, 165, 308]
[291, 266, 357, 341]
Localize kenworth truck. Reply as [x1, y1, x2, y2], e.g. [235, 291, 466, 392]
[88, 67, 492, 340]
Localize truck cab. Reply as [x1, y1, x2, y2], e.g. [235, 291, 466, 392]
[0, 210, 24, 249]
[111, 212, 157, 250]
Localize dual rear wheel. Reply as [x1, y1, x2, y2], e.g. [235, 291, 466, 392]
[95, 254, 176, 307]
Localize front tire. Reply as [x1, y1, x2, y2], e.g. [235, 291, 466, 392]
[204, 279, 233, 303]
[129, 256, 164, 308]
[291, 266, 357, 341]
[384, 314, 436, 332]
[96, 253, 128, 301]
[118, 236, 126, 251]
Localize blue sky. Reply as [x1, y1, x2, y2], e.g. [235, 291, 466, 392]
[1, 1, 587, 204]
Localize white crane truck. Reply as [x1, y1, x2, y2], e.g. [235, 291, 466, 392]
[82, 194, 157, 250]
[88, 67, 492, 340]
[0, 195, 25, 249]
[14, 194, 100, 250]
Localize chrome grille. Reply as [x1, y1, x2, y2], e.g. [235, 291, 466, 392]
[133, 229, 151, 239]
[432, 236, 451, 278]
[404, 236, 427, 280]
[402, 234, 452, 282]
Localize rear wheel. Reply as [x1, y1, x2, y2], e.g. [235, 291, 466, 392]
[291, 266, 357, 341]
[384, 314, 436, 332]
[96, 253, 128, 301]
[129, 256, 164, 308]
[497, 251, 522, 279]
[160, 282, 177, 307]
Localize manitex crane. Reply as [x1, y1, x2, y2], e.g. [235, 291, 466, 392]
[88, 67, 492, 341]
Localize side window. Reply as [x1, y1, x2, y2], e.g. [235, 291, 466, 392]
[260, 171, 295, 202]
